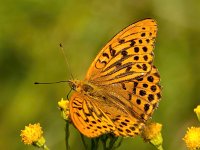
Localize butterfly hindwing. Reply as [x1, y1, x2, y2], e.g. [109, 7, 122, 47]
[69, 92, 115, 138]
[90, 66, 161, 137]
[112, 115, 144, 137]
[132, 65, 161, 120]
[99, 65, 161, 123]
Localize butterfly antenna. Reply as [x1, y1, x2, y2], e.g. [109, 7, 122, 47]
[59, 43, 74, 80]
[34, 81, 68, 84]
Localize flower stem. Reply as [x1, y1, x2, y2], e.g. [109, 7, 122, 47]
[65, 121, 70, 150]
[156, 145, 164, 150]
[108, 135, 118, 149]
[80, 133, 88, 150]
[43, 144, 50, 150]
[79, 134, 123, 150]
[113, 137, 123, 150]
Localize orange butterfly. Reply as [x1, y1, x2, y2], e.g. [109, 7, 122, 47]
[68, 19, 161, 138]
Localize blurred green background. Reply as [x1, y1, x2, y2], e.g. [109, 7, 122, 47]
[1, 0, 200, 149]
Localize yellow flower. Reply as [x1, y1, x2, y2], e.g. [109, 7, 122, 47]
[58, 98, 70, 120]
[183, 127, 200, 150]
[58, 98, 69, 111]
[20, 123, 44, 145]
[20, 123, 49, 149]
[142, 122, 162, 140]
[141, 122, 163, 150]
[194, 105, 200, 122]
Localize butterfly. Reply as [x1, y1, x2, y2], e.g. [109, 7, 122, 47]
[68, 19, 161, 138]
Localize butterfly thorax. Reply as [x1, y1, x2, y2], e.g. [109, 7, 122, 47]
[68, 79, 95, 94]
[68, 79, 111, 105]
[69, 79, 136, 116]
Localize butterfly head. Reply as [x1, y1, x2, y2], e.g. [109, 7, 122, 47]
[68, 80, 79, 91]
[68, 80, 86, 92]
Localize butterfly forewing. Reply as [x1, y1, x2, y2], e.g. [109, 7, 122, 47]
[85, 19, 157, 85]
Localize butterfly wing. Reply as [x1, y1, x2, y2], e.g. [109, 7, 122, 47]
[102, 65, 161, 122]
[85, 19, 157, 85]
[69, 92, 116, 138]
[79, 66, 161, 137]
[83, 19, 161, 137]
[90, 66, 161, 137]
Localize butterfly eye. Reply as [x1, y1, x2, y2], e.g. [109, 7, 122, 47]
[71, 84, 76, 90]
[68, 81, 77, 90]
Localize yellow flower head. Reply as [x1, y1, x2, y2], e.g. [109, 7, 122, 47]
[141, 122, 163, 149]
[58, 98, 69, 111]
[20, 123, 43, 145]
[183, 127, 200, 150]
[58, 98, 70, 120]
[194, 105, 200, 122]
[142, 122, 162, 140]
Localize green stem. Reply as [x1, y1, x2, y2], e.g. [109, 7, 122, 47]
[91, 138, 99, 150]
[94, 137, 100, 150]
[43, 144, 50, 150]
[80, 134, 123, 150]
[156, 145, 164, 150]
[101, 135, 109, 150]
[108, 136, 118, 150]
[91, 139, 96, 150]
[113, 137, 123, 150]
[65, 121, 70, 150]
[80, 134, 88, 150]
